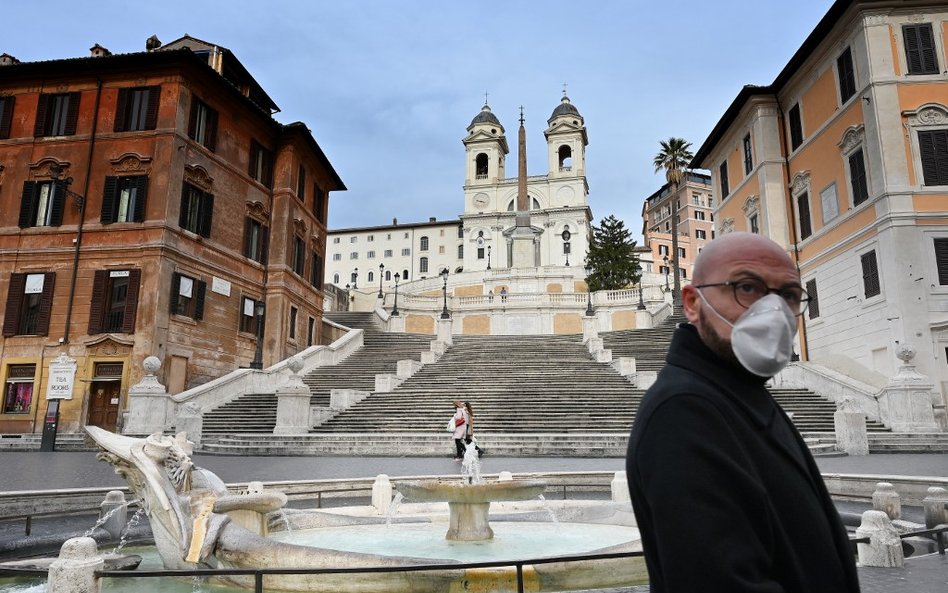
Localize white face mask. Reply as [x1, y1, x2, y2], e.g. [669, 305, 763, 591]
[697, 292, 798, 377]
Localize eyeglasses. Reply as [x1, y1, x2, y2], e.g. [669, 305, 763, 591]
[694, 278, 810, 316]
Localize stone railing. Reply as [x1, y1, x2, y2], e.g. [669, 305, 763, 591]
[774, 361, 882, 422]
[395, 287, 654, 311]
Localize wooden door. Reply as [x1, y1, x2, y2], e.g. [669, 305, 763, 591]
[87, 382, 120, 430]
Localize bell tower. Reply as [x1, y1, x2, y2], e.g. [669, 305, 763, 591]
[545, 93, 587, 182]
[463, 102, 508, 187]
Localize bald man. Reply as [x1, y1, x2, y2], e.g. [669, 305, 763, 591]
[626, 233, 860, 593]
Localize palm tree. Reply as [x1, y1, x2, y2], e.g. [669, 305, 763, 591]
[653, 137, 693, 309]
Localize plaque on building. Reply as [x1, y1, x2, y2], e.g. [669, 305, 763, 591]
[46, 353, 77, 400]
[212, 277, 232, 296]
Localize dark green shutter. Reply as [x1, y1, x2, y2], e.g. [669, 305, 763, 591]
[113, 88, 129, 132]
[144, 86, 160, 130]
[87, 270, 109, 335]
[33, 95, 49, 137]
[101, 176, 118, 224]
[169, 272, 181, 314]
[179, 183, 190, 230]
[935, 238, 948, 285]
[194, 280, 206, 320]
[261, 226, 269, 265]
[121, 269, 141, 333]
[805, 278, 819, 320]
[199, 192, 214, 238]
[798, 192, 812, 240]
[861, 251, 880, 298]
[3, 273, 26, 336]
[18, 181, 36, 228]
[35, 272, 56, 336]
[63, 92, 80, 136]
[205, 109, 218, 151]
[918, 130, 948, 186]
[133, 176, 148, 222]
[0, 96, 14, 139]
[849, 150, 869, 205]
[49, 180, 66, 226]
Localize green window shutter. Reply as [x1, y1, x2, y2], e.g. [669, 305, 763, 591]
[121, 269, 141, 333]
[114, 88, 129, 133]
[101, 176, 118, 224]
[35, 272, 56, 336]
[18, 181, 36, 228]
[194, 280, 207, 321]
[3, 273, 27, 336]
[87, 270, 109, 335]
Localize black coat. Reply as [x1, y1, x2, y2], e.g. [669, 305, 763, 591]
[626, 324, 860, 592]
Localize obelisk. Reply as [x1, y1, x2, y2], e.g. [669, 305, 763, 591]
[511, 107, 539, 268]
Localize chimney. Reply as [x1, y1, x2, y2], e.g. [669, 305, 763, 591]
[392, 217, 398, 226]
[90, 44, 111, 58]
[0, 53, 20, 66]
[429, 217, 437, 222]
[145, 35, 162, 52]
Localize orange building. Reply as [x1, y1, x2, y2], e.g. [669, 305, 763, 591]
[0, 37, 344, 433]
[693, 0, 948, 403]
[641, 172, 715, 284]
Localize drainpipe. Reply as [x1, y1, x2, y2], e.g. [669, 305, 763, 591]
[775, 96, 809, 361]
[62, 78, 103, 345]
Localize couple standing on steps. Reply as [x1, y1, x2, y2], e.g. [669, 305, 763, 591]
[450, 400, 483, 461]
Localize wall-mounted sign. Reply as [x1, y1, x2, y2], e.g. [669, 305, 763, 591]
[212, 277, 232, 296]
[46, 353, 77, 400]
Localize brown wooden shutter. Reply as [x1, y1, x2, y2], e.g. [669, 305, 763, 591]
[918, 130, 948, 186]
[133, 175, 148, 222]
[113, 88, 129, 132]
[188, 99, 198, 139]
[861, 251, 880, 298]
[101, 176, 118, 224]
[18, 181, 36, 228]
[805, 278, 819, 320]
[35, 272, 56, 336]
[789, 104, 803, 150]
[33, 94, 49, 137]
[143, 86, 160, 130]
[0, 96, 14, 139]
[121, 269, 141, 333]
[243, 218, 252, 258]
[194, 280, 207, 320]
[205, 109, 218, 151]
[849, 150, 869, 206]
[63, 92, 80, 136]
[199, 192, 214, 238]
[87, 270, 109, 335]
[904, 24, 939, 75]
[3, 273, 26, 336]
[935, 238, 948, 285]
[49, 180, 66, 226]
[169, 272, 181, 314]
[179, 183, 190, 229]
[798, 192, 812, 240]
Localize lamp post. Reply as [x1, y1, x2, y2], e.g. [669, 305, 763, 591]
[345, 284, 351, 312]
[250, 300, 265, 369]
[440, 268, 450, 319]
[391, 273, 400, 316]
[584, 263, 594, 317]
[663, 255, 670, 292]
[378, 263, 385, 298]
[352, 267, 358, 289]
[486, 245, 491, 270]
[637, 280, 646, 310]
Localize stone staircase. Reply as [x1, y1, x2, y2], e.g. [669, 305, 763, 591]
[600, 311, 688, 371]
[200, 312, 434, 435]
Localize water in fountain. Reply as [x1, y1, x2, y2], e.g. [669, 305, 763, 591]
[82, 499, 139, 537]
[385, 492, 404, 527]
[536, 494, 559, 523]
[460, 443, 481, 484]
[275, 509, 292, 532]
[113, 508, 146, 554]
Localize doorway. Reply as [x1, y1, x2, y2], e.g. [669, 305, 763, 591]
[87, 381, 121, 430]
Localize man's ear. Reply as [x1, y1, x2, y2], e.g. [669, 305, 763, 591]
[681, 285, 700, 324]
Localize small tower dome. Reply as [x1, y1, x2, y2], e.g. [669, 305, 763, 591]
[549, 95, 581, 123]
[469, 103, 503, 131]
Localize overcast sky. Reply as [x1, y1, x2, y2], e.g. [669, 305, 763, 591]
[4, 1, 833, 240]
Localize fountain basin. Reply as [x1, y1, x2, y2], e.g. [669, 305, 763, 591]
[395, 479, 547, 541]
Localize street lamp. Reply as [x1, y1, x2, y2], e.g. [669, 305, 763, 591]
[637, 280, 646, 310]
[250, 300, 265, 369]
[584, 263, 594, 316]
[352, 267, 358, 289]
[391, 273, 400, 316]
[486, 244, 491, 270]
[663, 255, 670, 292]
[378, 263, 385, 298]
[345, 284, 351, 311]
[440, 268, 450, 319]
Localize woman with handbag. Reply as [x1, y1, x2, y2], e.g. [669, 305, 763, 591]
[464, 401, 484, 457]
[449, 400, 469, 461]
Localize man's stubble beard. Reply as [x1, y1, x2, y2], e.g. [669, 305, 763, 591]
[697, 306, 742, 369]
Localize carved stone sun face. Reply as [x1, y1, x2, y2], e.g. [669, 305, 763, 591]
[472, 193, 489, 209]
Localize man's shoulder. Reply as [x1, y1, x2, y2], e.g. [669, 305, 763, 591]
[632, 365, 734, 438]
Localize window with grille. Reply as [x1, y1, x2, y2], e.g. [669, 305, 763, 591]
[742, 134, 753, 174]
[420, 236, 429, 251]
[861, 251, 881, 298]
[420, 257, 429, 273]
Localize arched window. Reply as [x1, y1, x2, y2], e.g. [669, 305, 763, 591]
[385, 270, 391, 281]
[402, 269, 409, 280]
[367, 271, 374, 282]
[420, 236, 429, 251]
[333, 273, 340, 284]
[506, 198, 542, 211]
[420, 257, 429, 273]
[475, 153, 489, 178]
[558, 145, 573, 171]
[458, 244, 464, 258]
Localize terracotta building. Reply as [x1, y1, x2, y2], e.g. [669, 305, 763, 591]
[692, 0, 948, 402]
[0, 36, 345, 434]
[640, 172, 715, 285]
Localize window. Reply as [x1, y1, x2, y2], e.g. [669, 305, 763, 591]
[678, 247, 686, 259]
[0, 96, 15, 139]
[904, 24, 939, 75]
[749, 213, 759, 234]
[820, 184, 839, 224]
[367, 250, 376, 259]
[861, 251, 881, 298]
[384, 249, 393, 258]
[917, 130, 948, 186]
[477, 247, 485, 259]
[332, 253, 342, 261]
[333, 237, 341, 244]
[243, 218, 268, 263]
[719, 161, 730, 197]
[188, 98, 218, 150]
[475, 153, 489, 178]
[34, 92, 80, 137]
[101, 176, 147, 224]
[837, 47, 856, 103]
[664, 222, 670, 232]
[708, 197, 714, 208]
[293, 237, 306, 276]
[458, 245, 464, 259]
[170, 273, 206, 320]
[402, 269, 409, 280]
[404, 232, 409, 239]
[695, 210, 706, 221]
[367, 235, 374, 242]
[658, 244, 669, 256]
[457, 227, 464, 238]
[350, 237, 357, 243]
[692, 192, 702, 206]
[297, 165, 306, 201]
[742, 134, 753, 174]
[788, 103, 803, 151]
[401, 248, 410, 256]
[350, 252, 358, 260]
[849, 148, 869, 205]
[308, 317, 315, 346]
[420, 236, 429, 251]
[18, 181, 65, 228]
[563, 241, 571, 255]
[333, 273, 340, 284]
[179, 183, 214, 237]
[934, 238, 948, 285]
[419, 257, 429, 273]
[350, 271, 358, 284]
[4, 365, 35, 414]
[367, 271, 375, 283]
[798, 192, 812, 240]
[114, 86, 159, 132]
[385, 270, 391, 280]
[313, 185, 326, 222]
[2, 273, 55, 336]
[239, 297, 260, 333]
[680, 268, 687, 280]
[88, 269, 141, 334]
[696, 229, 706, 240]
[806, 279, 820, 319]
[311, 252, 323, 288]
[248, 140, 273, 187]
[289, 307, 298, 340]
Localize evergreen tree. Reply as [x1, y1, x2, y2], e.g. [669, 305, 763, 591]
[584, 215, 641, 291]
